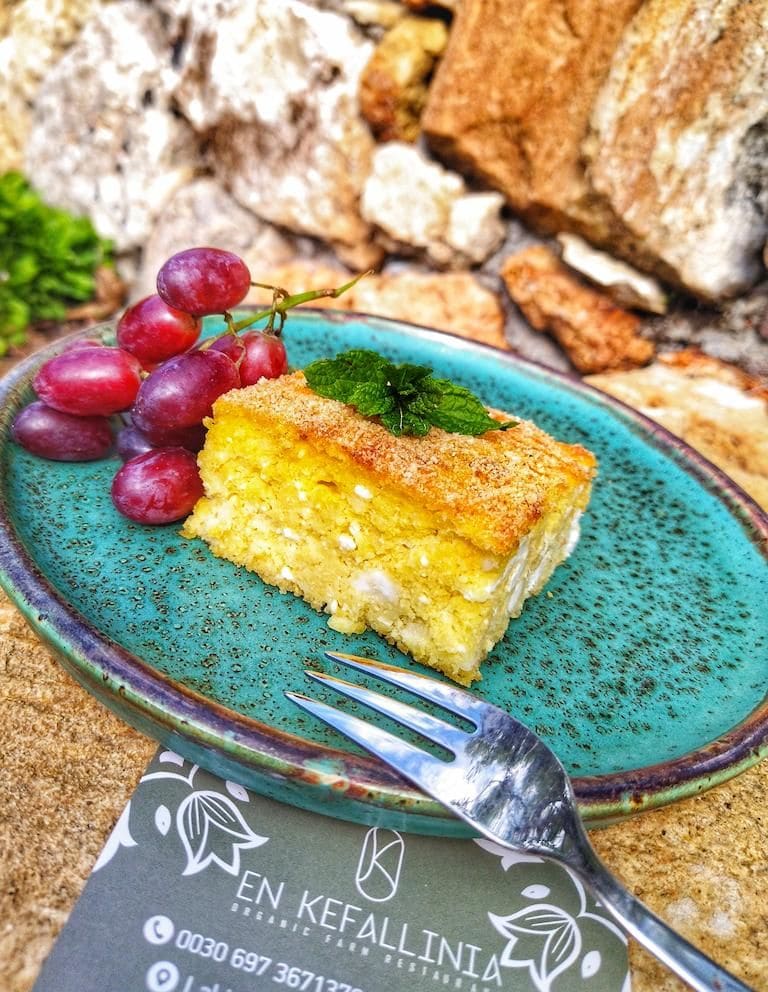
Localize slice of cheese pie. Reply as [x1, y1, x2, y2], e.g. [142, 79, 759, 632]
[183, 371, 596, 684]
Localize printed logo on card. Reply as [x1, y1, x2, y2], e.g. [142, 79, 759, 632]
[354, 828, 405, 903]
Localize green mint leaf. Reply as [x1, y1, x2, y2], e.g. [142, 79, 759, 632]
[380, 405, 432, 437]
[348, 380, 395, 417]
[304, 349, 515, 438]
[304, 349, 390, 409]
[420, 377, 515, 436]
[386, 362, 432, 397]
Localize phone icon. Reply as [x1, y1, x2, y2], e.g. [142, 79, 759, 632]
[143, 915, 175, 946]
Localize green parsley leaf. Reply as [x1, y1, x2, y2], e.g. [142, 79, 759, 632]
[0, 170, 112, 355]
[304, 349, 516, 438]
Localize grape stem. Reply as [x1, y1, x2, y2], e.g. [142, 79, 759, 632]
[232, 269, 372, 337]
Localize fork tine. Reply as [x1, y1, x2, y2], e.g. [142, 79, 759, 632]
[324, 651, 488, 724]
[305, 669, 468, 754]
[285, 690, 450, 792]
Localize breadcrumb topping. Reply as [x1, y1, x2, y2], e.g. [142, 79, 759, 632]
[210, 371, 597, 555]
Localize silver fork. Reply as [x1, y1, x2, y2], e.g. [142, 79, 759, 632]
[286, 651, 753, 992]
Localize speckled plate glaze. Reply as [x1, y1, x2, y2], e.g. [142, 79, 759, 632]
[1, 311, 767, 834]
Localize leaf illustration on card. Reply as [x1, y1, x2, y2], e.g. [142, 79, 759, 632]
[581, 949, 602, 978]
[155, 804, 172, 836]
[489, 904, 581, 992]
[474, 837, 545, 871]
[92, 801, 137, 873]
[158, 750, 185, 766]
[225, 780, 249, 803]
[177, 790, 268, 877]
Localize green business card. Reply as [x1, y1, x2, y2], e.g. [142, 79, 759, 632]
[33, 749, 629, 992]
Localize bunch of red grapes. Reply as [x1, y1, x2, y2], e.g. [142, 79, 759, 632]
[11, 248, 288, 525]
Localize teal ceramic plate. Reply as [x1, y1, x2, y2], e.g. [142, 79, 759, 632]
[1, 312, 767, 834]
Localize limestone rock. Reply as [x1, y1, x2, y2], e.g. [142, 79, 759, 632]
[587, 351, 768, 508]
[0, 0, 103, 172]
[361, 142, 505, 266]
[585, 0, 768, 300]
[646, 284, 768, 380]
[133, 179, 318, 301]
[500, 305, 573, 374]
[167, 0, 376, 261]
[351, 269, 508, 347]
[501, 245, 655, 374]
[246, 260, 508, 348]
[24, 2, 198, 251]
[446, 193, 507, 265]
[422, 0, 643, 238]
[359, 15, 449, 142]
[557, 234, 668, 315]
[309, 0, 405, 31]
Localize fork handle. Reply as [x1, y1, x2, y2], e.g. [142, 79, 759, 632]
[564, 835, 753, 992]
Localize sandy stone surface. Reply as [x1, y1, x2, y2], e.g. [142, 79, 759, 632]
[0, 596, 155, 992]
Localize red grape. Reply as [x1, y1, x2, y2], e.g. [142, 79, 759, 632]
[131, 349, 239, 442]
[116, 425, 157, 461]
[117, 295, 201, 365]
[11, 401, 113, 461]
[207, 333, 245, 365]
[127, 421, 206, 451]
[210, 330, 288, 385]
[111, 448, 204, 524]
[156, 247, 251, 317]
[33, 346, 142, 416]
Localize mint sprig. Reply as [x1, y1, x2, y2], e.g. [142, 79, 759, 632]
[304, 349, 516, 437]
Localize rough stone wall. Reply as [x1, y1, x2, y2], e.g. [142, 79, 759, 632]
[0, 0, 104, 172]
[165, 0, 379, 267]
[4, 0, 768, 375]
[585, 0, 768, 300]
[421, 0, 645, 240]
[23, 2, 199, 252]
[421, 0, 768, 300]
